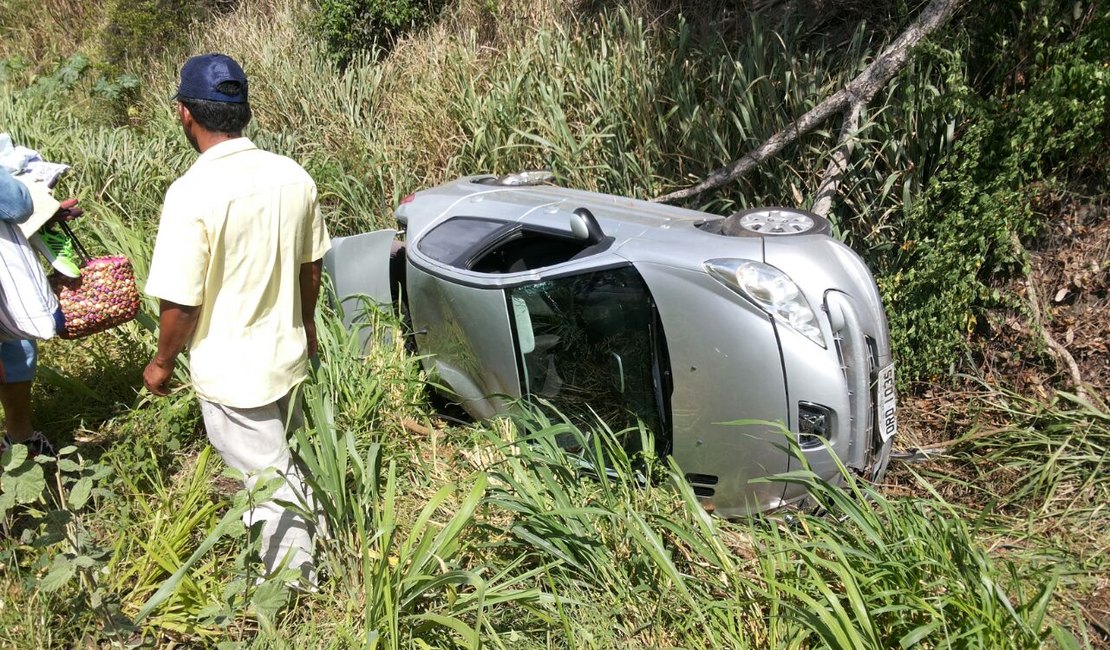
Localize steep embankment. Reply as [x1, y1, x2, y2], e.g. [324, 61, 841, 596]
[0, 0, 1106, 646]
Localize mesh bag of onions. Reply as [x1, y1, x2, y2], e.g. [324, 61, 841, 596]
[49, 256, 140, 339]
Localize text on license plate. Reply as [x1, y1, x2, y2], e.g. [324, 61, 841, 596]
[877, 364, 897, 442]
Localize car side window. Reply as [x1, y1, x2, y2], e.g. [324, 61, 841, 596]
[508, 266, 669, 454]
[417, 216, 607, 273]
[416, 217, 508, 267]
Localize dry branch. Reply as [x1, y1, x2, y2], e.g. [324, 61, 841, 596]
[811, 102, 863, 218]
[1011, 233, 1089, 401]
[654, 0, 967, 205]
[401, 416, 440, 437]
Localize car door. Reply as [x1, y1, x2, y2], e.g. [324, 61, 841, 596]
[507, 265, 671, 457]
[323, 229, 399, 327]
[405, 261, 523, 419]
[326, 224, 524, 420]
[322, 229, 402, 355]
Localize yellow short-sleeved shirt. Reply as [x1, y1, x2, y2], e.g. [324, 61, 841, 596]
[145, 138, 331, 408]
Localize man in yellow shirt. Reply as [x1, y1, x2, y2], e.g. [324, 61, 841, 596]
[143, 53, 330, 588]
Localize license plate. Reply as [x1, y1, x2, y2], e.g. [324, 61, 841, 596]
[876, 364, 897, 442]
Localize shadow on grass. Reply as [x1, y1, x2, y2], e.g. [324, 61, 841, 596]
[25, 325, 205, 489]
[32, 330, 147, 441]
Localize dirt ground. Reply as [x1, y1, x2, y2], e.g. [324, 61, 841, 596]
[1014, 196, 1109, 644]
[891, 195, 1107, 449]
[988, 195, 1109, 399]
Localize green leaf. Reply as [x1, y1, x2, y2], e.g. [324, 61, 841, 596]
[40, 558, 76, 592]
[7, 462, 45, 504]
[250, 579, 289, 622]
[68, 476, 93, 510]
[35, 364, 102, 402]
[900, 621, 941, 647]
[411, 613, 479, 649]
[72, 555, 97, 568]
[0, 491, 15, 519]
[2, 443, 27, 470]
[31, 531, 65, 548]
[56, 459, 82, 472]
[1049, 624, 1081, 650]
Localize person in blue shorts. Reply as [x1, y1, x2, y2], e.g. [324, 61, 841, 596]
[0, 169, 56, 459]
[0, 339, 54, 457]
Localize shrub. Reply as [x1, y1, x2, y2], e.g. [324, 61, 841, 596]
[879, 0, 1109, 382]
[311, 0, 449, 66]
[101, 0, 231, 68]
[103, 0, 189, 67]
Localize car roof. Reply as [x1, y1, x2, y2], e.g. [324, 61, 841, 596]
[397, 176, 722, 240]
[397, 176, 777, 281]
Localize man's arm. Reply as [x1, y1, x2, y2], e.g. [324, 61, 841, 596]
[299, 259, 323, 358]
[143, 300, 200, 396]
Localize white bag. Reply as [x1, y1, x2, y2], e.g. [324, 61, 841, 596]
[0, 220, 58, 341]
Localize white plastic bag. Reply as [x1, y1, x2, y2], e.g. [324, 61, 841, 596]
[0, 220, 59, 341]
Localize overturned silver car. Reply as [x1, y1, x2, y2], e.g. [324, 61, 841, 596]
[326, 173, 896, 516]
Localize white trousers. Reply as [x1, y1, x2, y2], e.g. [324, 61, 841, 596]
[199, 389, 316, 585]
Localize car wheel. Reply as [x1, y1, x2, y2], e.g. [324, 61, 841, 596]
[721, 207, 832, 237]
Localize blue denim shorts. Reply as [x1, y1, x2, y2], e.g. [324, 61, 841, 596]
[0, 340, 37, 384]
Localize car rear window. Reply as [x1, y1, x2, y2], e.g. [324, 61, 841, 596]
[417, 217, 510, 266]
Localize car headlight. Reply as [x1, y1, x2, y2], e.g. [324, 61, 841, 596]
[705, 258, 826, 347]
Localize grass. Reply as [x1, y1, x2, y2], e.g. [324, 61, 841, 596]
[0, 0, 1107, 646]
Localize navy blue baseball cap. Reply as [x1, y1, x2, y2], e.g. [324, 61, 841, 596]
[174, 53, 249, 103]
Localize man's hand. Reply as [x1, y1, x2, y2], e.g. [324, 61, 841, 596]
[144, 358, 174, 396]
[145, 300, 200, 397]
[50, 198, 83, 224]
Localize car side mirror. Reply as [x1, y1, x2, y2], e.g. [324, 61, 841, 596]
[569, 207, 605, 244]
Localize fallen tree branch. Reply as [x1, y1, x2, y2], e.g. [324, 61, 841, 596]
[653, 0, 966, 205]
[1011, 232, 1088, 401]
[811, 101, 864, 219]
[401, 416, 440, 437]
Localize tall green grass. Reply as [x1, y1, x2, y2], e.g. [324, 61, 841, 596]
[7, 0, 954, 235]
[470, 412, 1081, 648]
[7, 293, 1084, 647]
[1, 277, 1097, 647]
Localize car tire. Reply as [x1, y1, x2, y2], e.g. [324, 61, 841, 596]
[720, 207, 832, 237]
